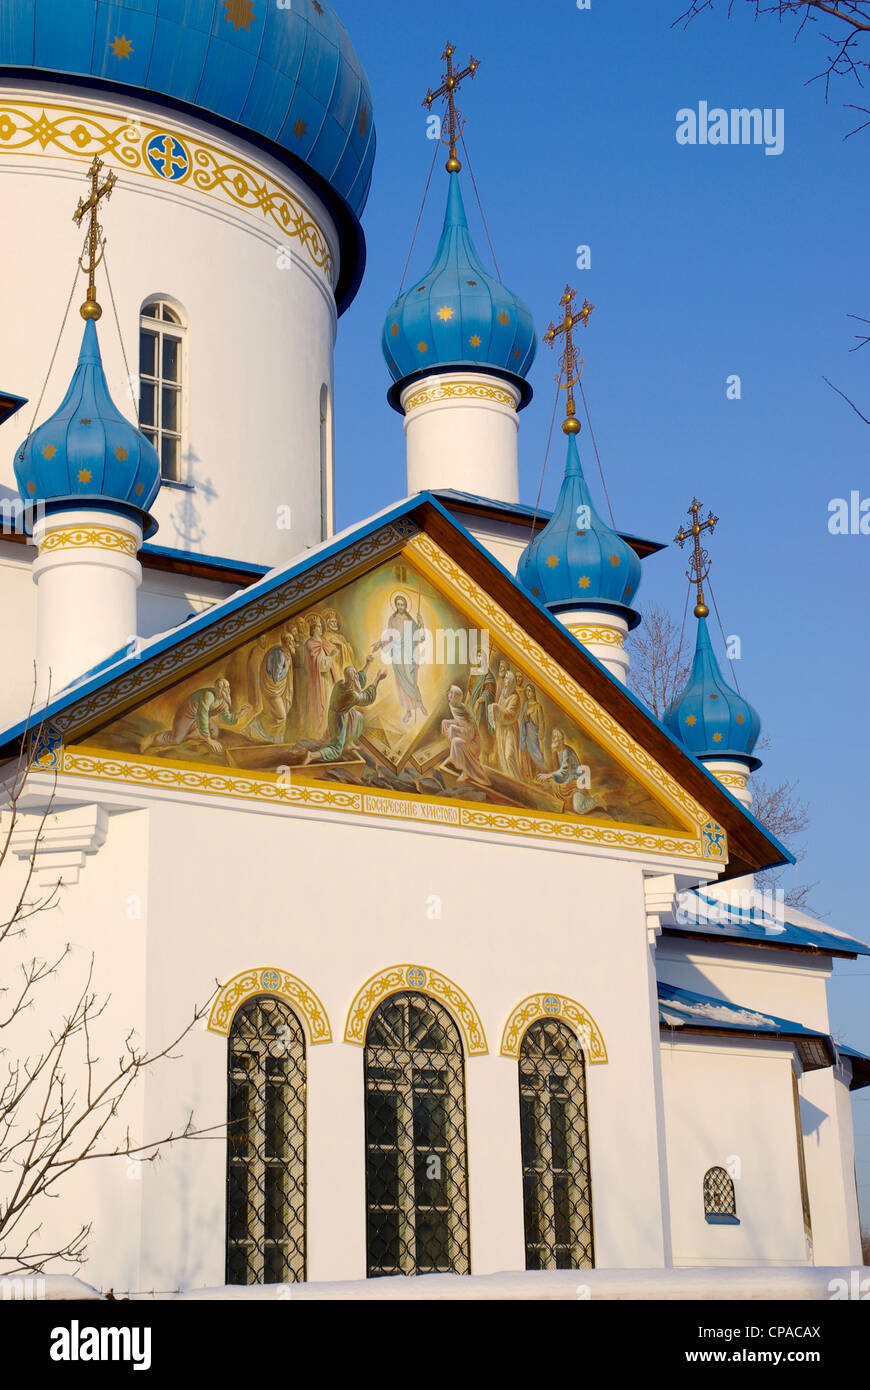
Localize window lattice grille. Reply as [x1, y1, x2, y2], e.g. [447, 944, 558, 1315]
[703, 1166, 737, 1218]
[519, 1019, 594, 1270]
[226, 997, 306, 1285]
[139, 299, 184, 482]
[364, 991, 470, 1278]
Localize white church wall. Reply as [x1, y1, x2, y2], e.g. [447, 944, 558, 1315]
[655, 938, 833, 1033]
[0, 79, 339, 569]
[39, 791, 681, 1290]
[799, 1063, 863, 1266]
[0, 804, 150, 1291]
[0, 538, 38, 729]
[655, 937, 861, 1263]
[660, 1036, 811, 1266]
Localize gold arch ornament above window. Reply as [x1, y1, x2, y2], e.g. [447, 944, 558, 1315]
[344, 964, 487, 1056]
[500, 993, 608, 1063]
[209, 967, 332, 1044]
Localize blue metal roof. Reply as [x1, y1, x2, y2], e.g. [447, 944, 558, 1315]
[0, 0, 375, 217]
[383, 172, 536, 404]
[516, 432, 642, 624]
[664, 888, 870, 959]
[0, 390, 27, 427]
[14, 317, 160, 535]
[835, 1043, 870, 1091]
[665, 614, 761, 766]
[658, 981, 835, 1071]
[0, 490, 793, 878]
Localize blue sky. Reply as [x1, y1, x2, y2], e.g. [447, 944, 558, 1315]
[332, 0, 870, 1220]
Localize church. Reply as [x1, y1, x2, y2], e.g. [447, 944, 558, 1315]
[0, 1, 866, 1294]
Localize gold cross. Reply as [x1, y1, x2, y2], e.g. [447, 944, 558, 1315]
[543, 287, 595, 435]
[72, 156, 117, 321]
[675, 497, 719, 618]
[423, 42, 480, 173]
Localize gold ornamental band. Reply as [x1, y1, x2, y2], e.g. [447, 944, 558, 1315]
[0, 99, 334, 282]
[568, 625, 626, 650]
[403, 380, 517, 414]
[39, 526, 139, 558]
[713, 770, 748, 791]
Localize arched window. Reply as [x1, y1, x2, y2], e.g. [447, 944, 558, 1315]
[519, 1019, 594, 1270]
[364, 991, 469, 1277]
[319, 383, 333, 540]
[703, 1166, 739, 1224]
[139, 299, 186, 483]
[226, 997, 306, 1284]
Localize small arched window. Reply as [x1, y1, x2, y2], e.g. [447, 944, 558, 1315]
[703, 1166, 739, 1224]
[139, 299, 186, 483]
[519, 1019, 594, 1269]
[364, 991, 469, 1277]
[226, 996, 306, 1284]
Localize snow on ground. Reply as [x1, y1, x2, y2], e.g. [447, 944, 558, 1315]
[4, 1266, 867, 1301]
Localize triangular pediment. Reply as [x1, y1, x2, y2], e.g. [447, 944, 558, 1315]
[35, 512, 740, 869]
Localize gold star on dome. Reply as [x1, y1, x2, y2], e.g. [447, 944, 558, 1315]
[27, 481, 35, 495]
[546, 555, 559, 569]
[135, 482, 145, 496]
[390, 323, 399, 337]
[78, 469, 92, 484]
[497, 311, 510, 326]
[578, 576, 591, 590]
[531, 587, 539, 597]
[417, 341, 428, 353]
[467, 280, 477, 286]
[513, 348, 521, 359]
[686, 715, 697, 726]
[42, 444, 57, 459]
[222, 0, 256, 33]
[736, 714, 745, 724]
[110, 35, 133, 60]
[713, 732, 723, 742]
[115, 446, 128, 461]
[609, 554, 620, 566]
[437, 306, 454, 322]
[293, 119, 307, 139]
[469, 335, 481, 347]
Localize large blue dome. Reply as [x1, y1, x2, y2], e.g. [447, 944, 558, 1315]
[14, 318, 161, 536]
[383, 171, 536, 408]
[517, 432, 642, 624]
[664, 615, 762, 767]
[0, 0, 375, 219]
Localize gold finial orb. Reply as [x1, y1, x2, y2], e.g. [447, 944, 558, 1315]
[80, 288, 102, 320]
[563, 416, 581, 435]
[446, 155, 462, 172]
[694, 601, 709, 618]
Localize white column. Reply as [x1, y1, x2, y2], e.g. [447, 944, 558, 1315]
[32, 508, 143, 697]
[558, 607, 630, 683]
[701, 758, 752, 810]
[401, 371, 521, 502]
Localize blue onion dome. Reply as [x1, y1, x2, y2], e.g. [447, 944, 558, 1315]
[664, 615, 762, 768]
[517, 432, 642, 626]
[383, 171, 537, 411]
[0, 0, 375, 309]
[15, 318, 161, 537]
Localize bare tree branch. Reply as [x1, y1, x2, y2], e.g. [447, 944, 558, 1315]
[0, 695, 219, 1274]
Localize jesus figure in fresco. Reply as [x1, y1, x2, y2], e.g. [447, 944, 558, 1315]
[369, 592, 428, 724]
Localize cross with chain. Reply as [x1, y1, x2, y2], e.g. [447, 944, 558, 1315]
[423, 42, 480, 173]
[72, 155, 117, 321]
[543, 286, 595, 435]
[675, 497, 719, 618]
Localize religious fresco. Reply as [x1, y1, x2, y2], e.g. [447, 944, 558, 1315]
[76, 556, 680, 831]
